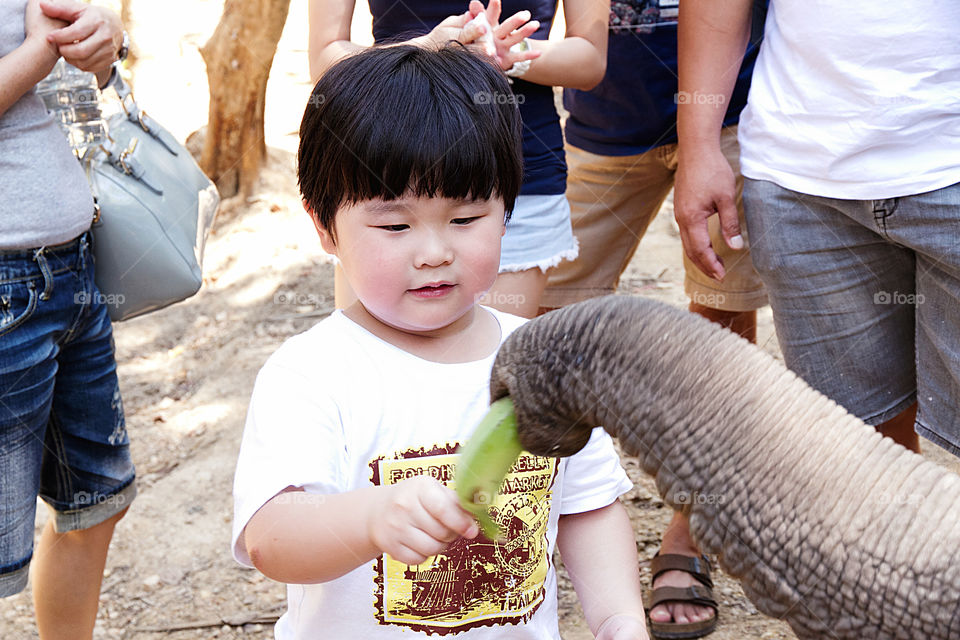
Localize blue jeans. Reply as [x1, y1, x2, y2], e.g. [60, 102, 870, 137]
[0, 233, 136, 597]
[743, 178, 960, 456]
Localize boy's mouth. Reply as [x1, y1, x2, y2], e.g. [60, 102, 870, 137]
[409, 282, 455, 298]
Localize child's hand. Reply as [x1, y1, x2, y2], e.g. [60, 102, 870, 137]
[465, 0, 542, 72]
[596, 613, 650, 640]
[369, 476, 479, 565]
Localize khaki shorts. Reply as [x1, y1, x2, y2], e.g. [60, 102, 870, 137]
[542, 127, 767, 312]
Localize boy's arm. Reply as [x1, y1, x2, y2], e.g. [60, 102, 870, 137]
[557, 500, 649, 640]
[243, 476, 479, 584]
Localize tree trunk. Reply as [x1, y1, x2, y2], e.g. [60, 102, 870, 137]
[199, 0, 291, 198]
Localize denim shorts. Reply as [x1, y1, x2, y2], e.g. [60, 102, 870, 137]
[0, 232, 136, 597]
[500, 194, 579, 273]
[743, 178, 960, 455]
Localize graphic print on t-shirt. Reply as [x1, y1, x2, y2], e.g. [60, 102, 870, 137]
[611, 0, 678, 32]
[370, 444, 559, 634]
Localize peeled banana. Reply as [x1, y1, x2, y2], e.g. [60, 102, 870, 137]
[455, 396, 523, 540]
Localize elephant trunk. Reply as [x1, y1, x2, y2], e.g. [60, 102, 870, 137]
[489, 296, 960, 640]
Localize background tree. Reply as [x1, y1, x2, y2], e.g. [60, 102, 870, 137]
[200, 0, 291, 198]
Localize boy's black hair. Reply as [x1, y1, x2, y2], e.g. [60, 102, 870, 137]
[298, 44, 523, 235]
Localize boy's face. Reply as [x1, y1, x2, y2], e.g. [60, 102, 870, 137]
[315, 195, 506, 334]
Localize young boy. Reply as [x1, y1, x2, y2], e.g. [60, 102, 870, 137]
[232, 44, 647, 639]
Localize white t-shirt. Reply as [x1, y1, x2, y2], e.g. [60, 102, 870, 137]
[232, 307, 632, 640]
[738, 1, 960, 199]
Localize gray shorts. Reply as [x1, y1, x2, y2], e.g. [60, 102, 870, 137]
[743, 177, 960, 456]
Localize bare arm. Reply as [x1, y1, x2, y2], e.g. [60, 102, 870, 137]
[308, 0, 362, 84]
[513, 0, 608, 91]
[557, 501, 649, 639]
[0, 0, 64, 118]
[243, 477, 478, 584]
[674, 0, 753, 280]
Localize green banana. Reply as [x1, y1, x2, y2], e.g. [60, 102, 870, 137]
[455, 396, 523, 540]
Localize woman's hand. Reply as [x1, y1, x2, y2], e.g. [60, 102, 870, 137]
[24, 0, 67, 71]
[422, 0, 541, 72]
[41, 0, 122, 74]
[466, 0, 541, 72]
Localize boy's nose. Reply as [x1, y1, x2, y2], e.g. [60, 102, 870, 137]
[415, 232, 454, 267]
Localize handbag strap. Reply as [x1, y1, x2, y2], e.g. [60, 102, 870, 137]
[102, 63, 181, 156]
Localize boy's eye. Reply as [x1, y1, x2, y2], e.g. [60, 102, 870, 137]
[451, 216, 481, 225]
[376, 224, 409, 232]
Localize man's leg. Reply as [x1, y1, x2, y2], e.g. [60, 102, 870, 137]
[33, 508, 128, 640]
[689, 304, 756, 342]
[652, 126, 766, 629]
[540, 144, 675, 313]
[878, 403, 920, 453]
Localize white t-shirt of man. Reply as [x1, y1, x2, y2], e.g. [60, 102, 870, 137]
[232, 307, 632, 640]
[738, 1, 960, 199]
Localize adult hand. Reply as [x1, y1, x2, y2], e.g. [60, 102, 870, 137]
[466, 0, 541, 71]
[595, 613, 650, 640]
[423, 1, 540, 71]
[41, 0, 122, 74]
[368, 476, 479, 566]
[24, 0, 67, 69]
[674, 146, 742, 281]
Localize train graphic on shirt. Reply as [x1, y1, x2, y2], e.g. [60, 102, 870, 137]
[370, 445, 558, 634]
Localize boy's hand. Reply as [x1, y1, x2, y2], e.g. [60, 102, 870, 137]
[369, 476, 479, 566]
[596, 613, 650, 640]
[42, 0, 122, 74]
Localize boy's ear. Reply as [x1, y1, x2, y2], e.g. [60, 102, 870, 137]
[304, 199, 338, 256]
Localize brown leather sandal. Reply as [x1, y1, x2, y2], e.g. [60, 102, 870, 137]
[646, 554, 719, 639]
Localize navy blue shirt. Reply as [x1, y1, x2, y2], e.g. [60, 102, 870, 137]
[564, 0, 766, 156]
[367, 0, 566, 195]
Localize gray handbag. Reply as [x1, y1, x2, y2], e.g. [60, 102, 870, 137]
[85, 66, 219, 322]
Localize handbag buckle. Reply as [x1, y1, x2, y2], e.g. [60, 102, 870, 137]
[118, 138, 138, 175]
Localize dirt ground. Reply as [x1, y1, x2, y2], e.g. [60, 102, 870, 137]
[3, 2, 959, 638]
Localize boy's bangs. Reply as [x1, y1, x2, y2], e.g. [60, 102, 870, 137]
[298, 45, 523, 230]
[341, 63, 519, 209]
